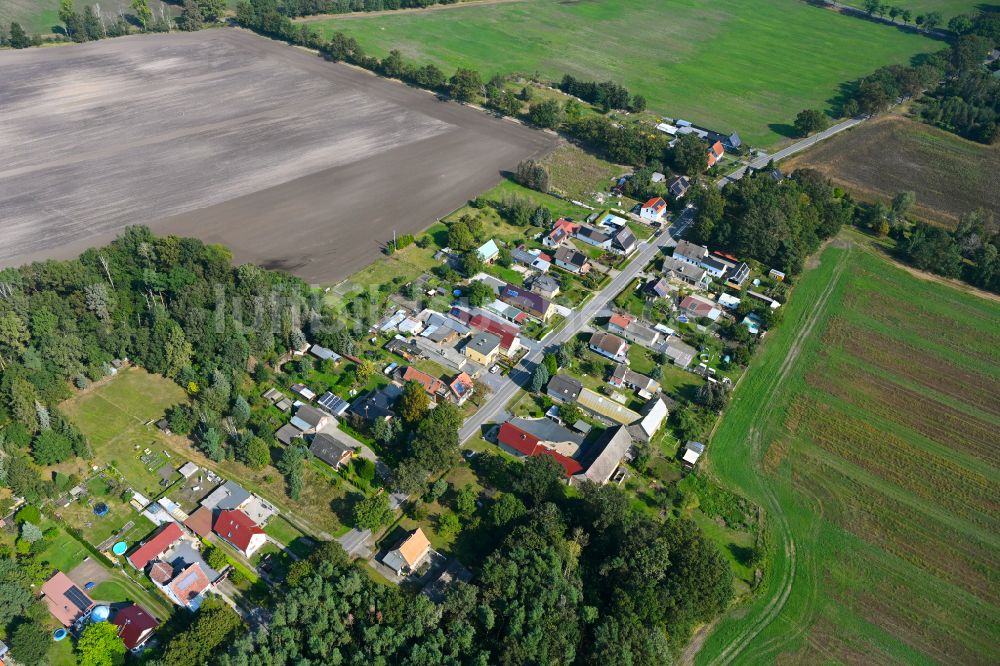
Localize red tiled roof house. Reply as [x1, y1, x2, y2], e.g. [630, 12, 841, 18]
[127, 522, 183, 570]
[213, 509, 266, 557]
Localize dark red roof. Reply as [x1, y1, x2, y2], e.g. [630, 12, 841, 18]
[213, 509, 264, 553]
[497, 423, 583, 477]
[469, 313, 519, 351]
[128, 522, 183, 569]
[112, 603, 159, 650]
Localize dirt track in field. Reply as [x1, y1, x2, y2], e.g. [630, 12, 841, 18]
[0, 29, 554, 283]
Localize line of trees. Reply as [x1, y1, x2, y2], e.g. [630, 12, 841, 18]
[558, 74, 646, 113]
[1, 0, 226, 49]
[234, 11, 714, 175]
[0, 22, 42, 48]
[279, 0, 458, 19]
[836, 9, 1000, 143]
[857, 198, 1000, 292]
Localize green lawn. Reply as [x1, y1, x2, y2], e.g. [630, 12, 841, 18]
[48, 636, 77, 666]
[90, 579, 134, 603]
[304, 0, 938, 145]
[695, 240, 1000, 664]
[57, 367, 187, 496]
[36, 519, 89, 573]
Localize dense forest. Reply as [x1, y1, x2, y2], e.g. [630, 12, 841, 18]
[0, 227, 313, 504]
[685, 168, 854, 276]
[212, 477, 731, 666]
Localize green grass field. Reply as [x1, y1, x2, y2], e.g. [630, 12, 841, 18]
[304, 0, 938, 145]
[58, 367, 187, 496]
[696, 237, 1000, 664]
[61, 368, 352, 538]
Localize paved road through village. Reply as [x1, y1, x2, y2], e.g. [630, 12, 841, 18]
[716, 116, 864, 188]
[458, 209, 694, 444]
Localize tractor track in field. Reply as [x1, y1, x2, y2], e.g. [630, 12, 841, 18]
[703, 243, 851, 666]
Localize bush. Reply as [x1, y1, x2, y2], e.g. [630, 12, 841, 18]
[14, 505, 41, 525]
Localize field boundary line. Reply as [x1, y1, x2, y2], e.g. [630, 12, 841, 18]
[705, 244, 851, 666]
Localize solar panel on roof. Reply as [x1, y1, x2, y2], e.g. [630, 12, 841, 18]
[177, 572, 199, 590]
[65, 585, 92, 612]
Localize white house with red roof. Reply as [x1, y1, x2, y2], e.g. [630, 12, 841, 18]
[707, 140, 725, 167]
[213, 509, 266, 557]
[127, 522, 183, 570]
[640, 197, 668, 222]
[543, 218, 580, 248]
[449, 372, 475, 405]
[162, 562, 212, 610]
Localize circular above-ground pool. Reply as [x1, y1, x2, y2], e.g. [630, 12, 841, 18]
[53, 628, 68, 641]
[93, 502, 109, 516]
[112, 541, 128, 556]
[91, 606, 111, 622]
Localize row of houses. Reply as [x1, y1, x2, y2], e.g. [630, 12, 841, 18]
[590, 319, 697, 370]
[672, 240, 750, 289]
[121, 475, 276, 621]
[542, 217, 638, 259]
[545, 372, 670, 444]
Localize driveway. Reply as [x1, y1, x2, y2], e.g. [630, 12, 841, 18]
[67, 558, 110, 591]
[337, 528, 374, 560]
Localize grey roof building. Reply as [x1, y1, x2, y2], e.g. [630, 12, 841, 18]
[668, 175, 690, 198]
[275, 423, 304, 445]
[309, 431, 359, 470]
[547, 374, 583, 403]
[466, 331, 502, 357]
[200, 480, 252, 511]
[573, 426, 633, 486]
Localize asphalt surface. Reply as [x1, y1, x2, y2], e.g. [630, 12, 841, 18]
[716, 116, 864, 188]
[0, 29, 554, 283]
[458, 210, 693, 443]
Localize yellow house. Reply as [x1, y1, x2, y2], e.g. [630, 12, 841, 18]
[464, 331, 501, 366]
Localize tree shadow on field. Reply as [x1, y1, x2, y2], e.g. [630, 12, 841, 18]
[728, 543, 756, 567]
[330, 490, 365, 528]
[767, 123, 798, 140]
